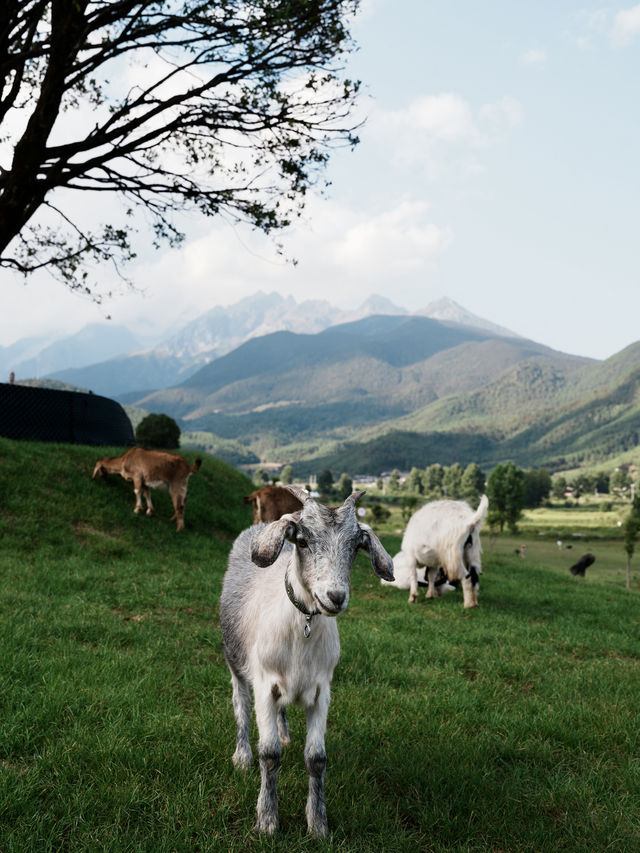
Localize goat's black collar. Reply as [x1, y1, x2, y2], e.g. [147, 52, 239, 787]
[284, 570, 319, 638]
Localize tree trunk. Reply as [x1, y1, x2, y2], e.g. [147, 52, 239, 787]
[626, 554, 631, 590]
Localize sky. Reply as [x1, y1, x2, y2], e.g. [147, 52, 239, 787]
[2, 0, 640, 360]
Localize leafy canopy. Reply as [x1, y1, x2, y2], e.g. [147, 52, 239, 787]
[135, 412, 181, 448]
[0, 0, 360, 296]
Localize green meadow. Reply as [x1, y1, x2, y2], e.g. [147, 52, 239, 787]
[1, 437, 639, 852]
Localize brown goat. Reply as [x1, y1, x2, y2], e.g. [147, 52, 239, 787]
[92, 447, 201, 531]
[243, 484, 305, 524]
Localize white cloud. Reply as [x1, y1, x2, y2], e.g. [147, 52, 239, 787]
[160, 196, 452, 311]
[329, 200, 453, 276]
[479, 96, 523, 132]
[396, 93, 479, 143]
[610, 4, 640, 46]
[0, 194, 452, 346]
[370, 92, 522, 178]
[520, 48, 547, 67]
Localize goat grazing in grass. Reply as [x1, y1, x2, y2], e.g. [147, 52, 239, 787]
[92, 447, 201, 531]
[569, 553, 595, 576]
[220, 486, 394, 836]
[243, 484, 304, 524]
[383, 495, 489, 608]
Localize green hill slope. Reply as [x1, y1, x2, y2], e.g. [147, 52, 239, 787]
[302, 347, 640, 474]
[0, 437, 254, 556]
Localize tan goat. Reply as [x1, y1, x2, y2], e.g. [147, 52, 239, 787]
[243, 484, 305, 524]
[92, 447, 201, 531]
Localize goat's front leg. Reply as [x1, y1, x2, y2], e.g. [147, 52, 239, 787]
[461, 575, 479, 608]
[277, 707, 290, 746]
[408, 563, 419, 603]
[230, 671, 252, 769]
[304, 682, 330, 837]
[132, 475, 145, 515]
[142, 486, 154, 516]
[425, 567, 442, 599]
[254, 679, 282, 834]
[170, 491, 185, 531]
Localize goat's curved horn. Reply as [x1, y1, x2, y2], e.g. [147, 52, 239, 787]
[284, 484, 311, 503]
[344, 490, 366, 507]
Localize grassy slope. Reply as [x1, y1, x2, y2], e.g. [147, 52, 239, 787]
[1, 439, 640, 851]
[304, 350, 640, 474]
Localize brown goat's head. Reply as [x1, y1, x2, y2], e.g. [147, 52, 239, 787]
[92, 461, 107, 479]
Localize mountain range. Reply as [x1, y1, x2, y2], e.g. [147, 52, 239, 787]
[6, 292, 640, 477]
[7, 292, 511, 397]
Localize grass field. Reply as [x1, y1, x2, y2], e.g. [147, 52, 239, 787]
[1, 439, 639, 852]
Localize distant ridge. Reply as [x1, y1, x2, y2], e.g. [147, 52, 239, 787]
[7, 289, 640, 474]
[44, 292, 522, 398]
[132, 312, 591, 472]
[419, 297, 520, 339]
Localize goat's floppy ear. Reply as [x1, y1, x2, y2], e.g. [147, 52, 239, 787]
[358, 525, 394, 582]
[251, 514, 299, 567]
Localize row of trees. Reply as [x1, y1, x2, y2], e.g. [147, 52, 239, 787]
[385, 463, 486, 504]
[252, 452, 640, 542]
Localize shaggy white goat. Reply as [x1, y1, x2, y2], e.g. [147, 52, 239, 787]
[220, 486, 394, 836]
[92, 447, 201, 531]
[383, 495, 489, 608]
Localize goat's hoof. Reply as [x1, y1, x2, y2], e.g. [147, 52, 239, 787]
[255, 814, 278, 834]
[408, 595, 417, 603]
[307, 816, 329, 837]
[232, 748, 252, 770]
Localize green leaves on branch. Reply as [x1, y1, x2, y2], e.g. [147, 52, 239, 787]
[0, 0, 362, 294]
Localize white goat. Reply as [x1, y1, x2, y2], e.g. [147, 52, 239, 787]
[92, 447, 201, 531]
[383, 495, 489, 608]
[220, 486, 394, 836]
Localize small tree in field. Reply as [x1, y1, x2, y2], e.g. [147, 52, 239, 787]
[623, 495, 640, 590]
[552, 475, 567, 501]
[443, 463, 463, 499]
[405, 467, 424, 495]
[253, 467, 269, 487]
[317, 469, 334, 498]
[524, 468, 552, 508]
[401, 494, 419, 522]
[368, 503, 391, 529]
[280, 465, 293, 485]
[487, 461, 525, 533]
[336, 473, 353, 501]
[460, 462, 485, 505]
[135, 413, 180, 449]
[386, 469, 402, 494]
[423, 463, 444, 499]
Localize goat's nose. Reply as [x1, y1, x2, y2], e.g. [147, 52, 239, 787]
[327, 589, 346, 608]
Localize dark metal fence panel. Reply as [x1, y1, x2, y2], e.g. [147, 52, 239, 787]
[0, 383, 134, 445]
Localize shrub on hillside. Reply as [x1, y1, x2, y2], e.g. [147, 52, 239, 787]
[135, 413, 181, 449]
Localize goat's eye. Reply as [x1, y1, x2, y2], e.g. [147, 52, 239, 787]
[297, 537, 308, 549]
